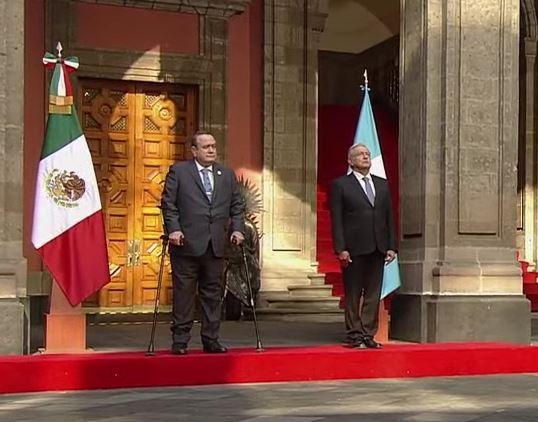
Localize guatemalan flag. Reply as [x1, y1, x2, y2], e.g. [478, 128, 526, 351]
[353, 73, 401, 299]
[31, 44, 110, 306]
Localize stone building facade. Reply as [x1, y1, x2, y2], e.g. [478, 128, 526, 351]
[0, 0, 534, 353]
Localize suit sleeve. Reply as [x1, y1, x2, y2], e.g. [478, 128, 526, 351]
[229, 172, 245, 233]
[160, 165, 182, 234]
[329, 180, 346, 254]
[385, 185, 397, 252]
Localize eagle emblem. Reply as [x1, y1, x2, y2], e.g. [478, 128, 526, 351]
[45, 169, 86, 208]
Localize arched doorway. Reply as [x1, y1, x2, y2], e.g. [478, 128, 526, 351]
[316, 0, 400, 298]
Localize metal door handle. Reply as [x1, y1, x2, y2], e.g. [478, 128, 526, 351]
[133, 239, 141, 266]
[126, 240, 134, 267]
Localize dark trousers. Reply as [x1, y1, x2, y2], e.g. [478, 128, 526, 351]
[342, 251, 385, 340]
[170, 243, 224, 346]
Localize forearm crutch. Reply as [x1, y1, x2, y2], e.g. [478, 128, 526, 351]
[241, 244, 264, 352]
[145, 232, 169, 356]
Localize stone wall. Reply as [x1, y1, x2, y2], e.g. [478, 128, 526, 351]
[261, 0, 328, 292]
[0, 0, 28, 354]
[46, 0, 248, 154]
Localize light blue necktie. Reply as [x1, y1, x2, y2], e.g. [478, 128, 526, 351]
[363, 176, 375, 206]
[201, 168, 213, 201]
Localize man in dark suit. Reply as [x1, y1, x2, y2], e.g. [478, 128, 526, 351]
[329, 144, 396, 349]
[161, 130, 245, 355]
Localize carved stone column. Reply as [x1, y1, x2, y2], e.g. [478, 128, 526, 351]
[0, 0, 28, 354]
[261, 0, 328, 292]
[392, 0, 530, 343]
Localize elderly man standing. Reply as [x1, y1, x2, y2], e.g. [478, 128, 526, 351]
[329, 144, 397, 349]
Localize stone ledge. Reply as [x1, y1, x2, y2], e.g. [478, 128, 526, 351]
[391, 293, 531, 344]
[0, 257, 27, 298]
[77, 0, 251, 17]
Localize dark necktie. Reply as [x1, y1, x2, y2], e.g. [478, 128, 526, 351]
[201, 168, 213, 201]
[363, 176, 375, 206]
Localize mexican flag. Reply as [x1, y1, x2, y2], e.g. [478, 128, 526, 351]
[31, 46, 110, 306]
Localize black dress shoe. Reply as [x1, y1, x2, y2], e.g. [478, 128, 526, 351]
[203, 341, 228, 353]
[363, 337, 382, 349]
[343, 337, 359, 348]
[171, 343, 188, 355]
[352, 339, 367, 349]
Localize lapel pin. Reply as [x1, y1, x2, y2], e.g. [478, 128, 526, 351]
[217, 170, 222, 176]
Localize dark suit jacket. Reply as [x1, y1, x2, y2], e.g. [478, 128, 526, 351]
[161, 159, 245, 257]
[330, 173, 396, 256]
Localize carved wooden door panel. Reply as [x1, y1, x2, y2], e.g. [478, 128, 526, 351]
[78, 79, 197, 310]
[132, 84, 196, 307]
[79, 80, 136, 309]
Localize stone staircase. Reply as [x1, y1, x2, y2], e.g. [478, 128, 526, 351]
[256, 274, 343, 322]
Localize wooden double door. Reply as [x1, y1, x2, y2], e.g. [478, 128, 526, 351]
[78, 79, 197, 310]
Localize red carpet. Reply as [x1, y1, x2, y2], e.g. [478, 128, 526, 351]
[519, 258, 538, 311]
[2, 343, 538, 394]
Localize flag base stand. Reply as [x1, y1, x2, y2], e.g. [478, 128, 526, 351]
[42, 282, 88, 354]
[375, 301, 389, 343]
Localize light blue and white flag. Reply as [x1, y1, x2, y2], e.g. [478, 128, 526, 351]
[353, 74, 401, 299]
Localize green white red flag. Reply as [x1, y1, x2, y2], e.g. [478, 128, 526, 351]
[31, 44, 110, 306]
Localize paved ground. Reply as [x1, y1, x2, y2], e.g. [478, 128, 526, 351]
[14, 317, 538, 421]
[2, 375, 538, 421]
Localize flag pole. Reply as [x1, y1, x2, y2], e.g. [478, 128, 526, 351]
[40, 41, 88, 354]
[35, 42, 109, 353]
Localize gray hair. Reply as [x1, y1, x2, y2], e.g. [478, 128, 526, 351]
[348, 143, 370, 158]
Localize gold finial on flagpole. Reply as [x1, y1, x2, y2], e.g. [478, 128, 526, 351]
[56, 42, 62, 58]
[363, 69, 368, 88]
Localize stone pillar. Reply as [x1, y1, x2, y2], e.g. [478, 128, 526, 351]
[261, 0, 327, 292]
[0, 0, 28, 354]
[392, 0, 530, 343]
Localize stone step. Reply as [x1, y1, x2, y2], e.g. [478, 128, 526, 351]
[264, 295, 341, 310]
[287, 284, 334, 297]
[252, 307, 344, 323]
[307, 273, 327, 286]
